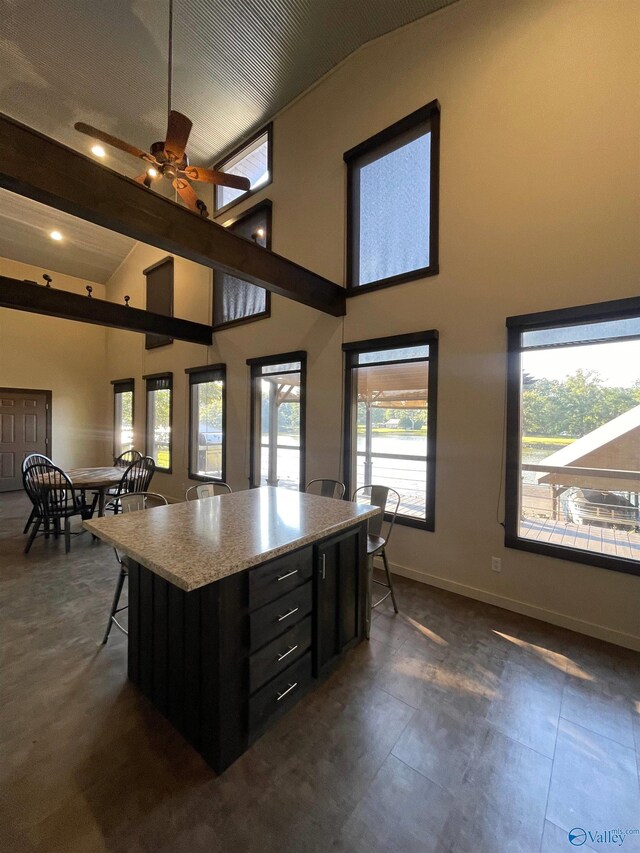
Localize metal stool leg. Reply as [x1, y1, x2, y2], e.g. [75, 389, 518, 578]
[381, 548, 399, 613]
[102, 565, 127, 644]
[365, 556, 373, 640]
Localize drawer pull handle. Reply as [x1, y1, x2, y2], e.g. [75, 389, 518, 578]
[278, 606, 299, 622]
[277, 569, 298, 582]
[276, 682, 298, 702]
[277, 644, 298, 662]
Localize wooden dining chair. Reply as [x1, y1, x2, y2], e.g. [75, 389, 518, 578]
[352, 485, 401, 638]
[185, 482, 232, 501]
[102, 492, 168, 644]
[306, 479, 346, 500]
[88, 450, 144, 515]
[114, 449, 143, 467]
[22, 453, 54, 535]
[105, 456, 155, 513]
[22, 461, 92, 554]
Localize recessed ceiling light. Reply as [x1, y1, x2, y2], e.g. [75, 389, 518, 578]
[91, 144, 106, 158]
[50, 230, 63, 241]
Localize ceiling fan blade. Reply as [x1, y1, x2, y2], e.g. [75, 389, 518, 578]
[74, 122, 150, 160]
[134, 172, 153, 188]
[165, 111, 192, 160]
[183, 166, 251, 191]
[173, 178, 207, 216]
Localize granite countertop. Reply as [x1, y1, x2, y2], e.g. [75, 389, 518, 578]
[84, 486, 380, 591]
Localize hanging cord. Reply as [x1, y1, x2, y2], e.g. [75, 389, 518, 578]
[167, 0, 173, 116]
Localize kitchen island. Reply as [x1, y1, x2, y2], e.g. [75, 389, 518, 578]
[85, 487, 379, 773]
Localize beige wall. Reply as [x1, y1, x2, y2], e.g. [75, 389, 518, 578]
[104, 0, 640, 648]
[0, 256, 110, 470]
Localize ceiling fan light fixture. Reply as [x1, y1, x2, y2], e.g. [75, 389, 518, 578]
[49, 230, 63, 241]
[147, 167, 158, 178]
[91, 144, 106, 158]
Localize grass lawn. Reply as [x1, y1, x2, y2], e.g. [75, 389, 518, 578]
[522, 435, 575, 447]
[156, 449, 170, 469]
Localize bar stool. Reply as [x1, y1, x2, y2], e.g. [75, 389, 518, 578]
[101, 491, 168, 644]
[352, 485, 401, 638]
[305, 479, 346, 499]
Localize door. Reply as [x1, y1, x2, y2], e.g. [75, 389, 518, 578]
[0, 389, 50, 492]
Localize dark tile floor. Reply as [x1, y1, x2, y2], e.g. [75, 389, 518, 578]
[1, 492, 639, 853]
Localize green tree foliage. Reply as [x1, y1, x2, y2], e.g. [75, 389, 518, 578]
[522, 369, 640, 437]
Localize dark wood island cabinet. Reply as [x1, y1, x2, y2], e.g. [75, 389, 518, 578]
[86, 487, 379, 773]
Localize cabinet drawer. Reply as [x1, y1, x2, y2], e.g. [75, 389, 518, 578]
[250, 581, 312, 652]
[249, 652, 312, 735]
[249, 616, 312, 694]
[248, 546, 313, 610]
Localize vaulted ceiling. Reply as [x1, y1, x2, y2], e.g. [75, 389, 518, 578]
[1, 0, 458, 282]
[1, 0, 457, 173]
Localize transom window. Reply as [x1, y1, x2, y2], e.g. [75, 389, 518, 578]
[506, 298, 640, 576]
[112, 378, 134, 459]
[247, 352, 306, 491]
[186, 364, 226, 482]
[344, 101, 440, 293]
[213, 201, 271, 329]
[214, 126, 272, 213]
[144, 373, 172, 473]
[343, 331, 439, 530]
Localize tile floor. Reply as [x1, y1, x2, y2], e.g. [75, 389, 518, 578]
[1, 492, 638, 853]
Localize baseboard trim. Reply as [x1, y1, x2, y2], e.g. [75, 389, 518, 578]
[381, 560, 640, 652]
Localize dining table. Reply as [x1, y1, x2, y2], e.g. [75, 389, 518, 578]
[65, 466, 124, 517]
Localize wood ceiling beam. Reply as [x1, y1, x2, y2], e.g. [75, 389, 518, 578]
[0, 276, 213, 345]
[0, 113, 346, 317]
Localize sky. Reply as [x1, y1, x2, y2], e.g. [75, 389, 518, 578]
[523, 339, 640, 388]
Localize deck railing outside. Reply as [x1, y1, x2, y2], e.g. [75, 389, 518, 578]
[519, 462, 640, 560]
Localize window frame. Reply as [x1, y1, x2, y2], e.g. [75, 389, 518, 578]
[505, 296, 640, 577]
[185, 363, 227, 483]
[246, 350, 307, 491]
[344, 100, 440, 296]
[213, 199, 272, 331]
[213, 123, 273, 217]
[111, 378, 134, 460]
[342, 330, 439, 531]
[143, 372, 173, 474]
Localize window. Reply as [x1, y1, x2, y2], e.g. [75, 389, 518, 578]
[186, 364, 226, 482]
[343, 331, 439, 530]
[213, 201, 271, 329]
[144, 257, 174, 349]
[506, 298, 640, 576]
[344, 100, 439, 293]
[144, 373, 172, 472]
[247, 352, 306, 490]
[214, 125, 272, 214]
[112, 378, 134, 459]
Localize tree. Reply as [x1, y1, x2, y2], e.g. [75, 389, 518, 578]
[522, 369, 640, 437]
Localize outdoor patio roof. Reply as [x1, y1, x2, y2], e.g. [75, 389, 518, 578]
[356, 362, 428, 409]
[537, 404, 640, 491]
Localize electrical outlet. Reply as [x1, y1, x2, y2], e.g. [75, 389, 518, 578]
[491, 557, 502, 573]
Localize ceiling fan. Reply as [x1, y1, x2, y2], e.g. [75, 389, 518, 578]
[73, 1, 250, 218]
